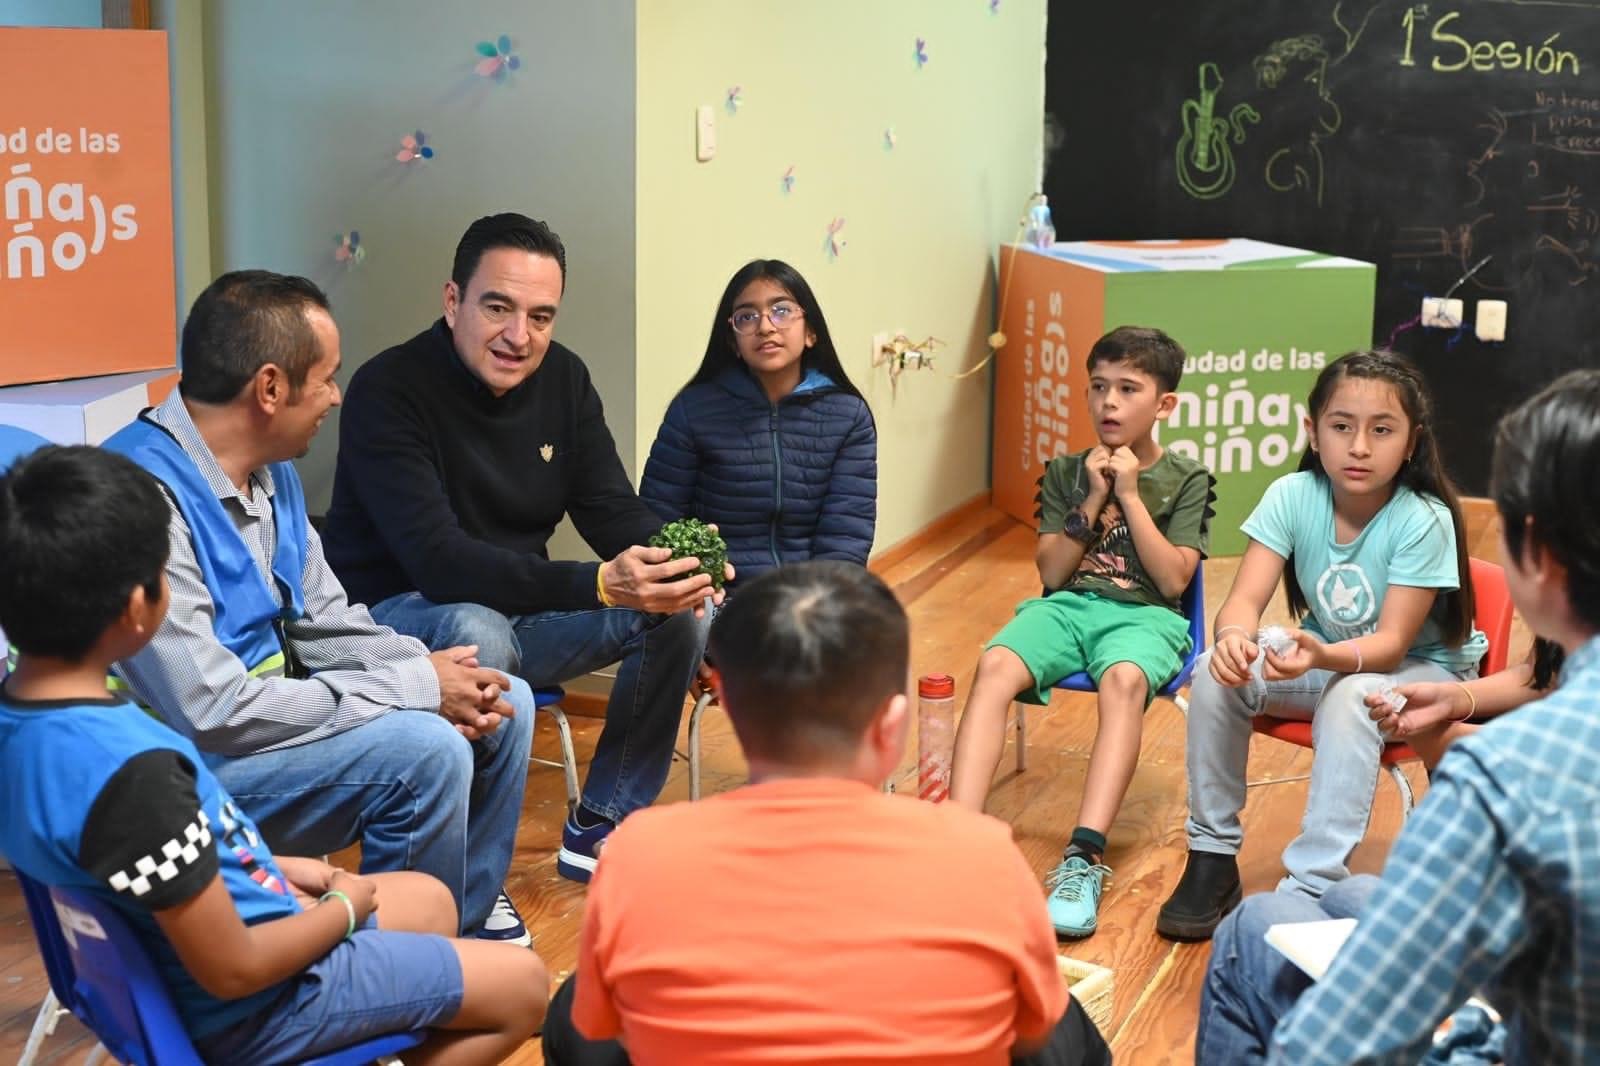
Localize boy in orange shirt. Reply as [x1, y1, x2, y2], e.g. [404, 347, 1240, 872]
[541, 561, 1110, 1066]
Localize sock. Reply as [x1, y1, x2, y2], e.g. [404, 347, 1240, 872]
[572, 804, 614, 832]
[1064, 827, 1106, 864]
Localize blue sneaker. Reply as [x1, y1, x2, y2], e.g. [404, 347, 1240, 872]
[557, 811, 613, 884]
[475, 892, 532, 948]
[1045, 855, 1111, 938]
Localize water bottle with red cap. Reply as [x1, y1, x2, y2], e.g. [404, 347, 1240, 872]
[917, 673, 956, 802]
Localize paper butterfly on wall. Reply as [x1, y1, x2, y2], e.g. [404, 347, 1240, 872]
[914, 38, 929, 68]
[872, 333, 945, 398]
[824, 218, 846, 260]
[781, 166, 796, 194]
[725, 86, 742, 114]
[990, 0, 1001, 13]
[884, 127, 897, 151]
[334, 231, 365, 265]
[475, 35, 521, 79]
[395, 131, 434, 163]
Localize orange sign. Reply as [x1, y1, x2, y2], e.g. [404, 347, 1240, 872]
[0, 29, 176, 387]
[991, 246, 1101, 525]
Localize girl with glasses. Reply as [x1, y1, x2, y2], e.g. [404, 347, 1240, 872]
[641, 259, 877, 588]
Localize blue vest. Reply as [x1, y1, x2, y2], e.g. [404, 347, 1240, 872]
[0, 697, 300, 1036]
[104, 415, 307, 678]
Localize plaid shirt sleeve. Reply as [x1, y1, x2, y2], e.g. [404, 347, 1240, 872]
[1269, 768, 1532, 1065]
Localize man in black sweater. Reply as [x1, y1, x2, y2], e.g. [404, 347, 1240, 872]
[323, 213, 725, 886]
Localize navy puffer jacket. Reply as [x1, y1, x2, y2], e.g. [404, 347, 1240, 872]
[640, 366, 877, 583]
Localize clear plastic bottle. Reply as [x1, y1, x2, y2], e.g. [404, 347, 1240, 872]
[1024, 195, 1055, 251]
[917, 674, 956, 802]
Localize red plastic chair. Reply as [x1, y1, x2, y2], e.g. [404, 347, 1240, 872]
[1250, 557, 1516, 817]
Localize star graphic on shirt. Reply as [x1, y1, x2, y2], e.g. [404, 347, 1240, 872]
[1328, 576, 1361, 614]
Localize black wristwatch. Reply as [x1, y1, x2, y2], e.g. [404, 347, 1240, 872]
[1062, 507, 1094, 545]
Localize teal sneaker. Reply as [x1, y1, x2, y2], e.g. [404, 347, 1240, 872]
[1045, 855, 1111, 938]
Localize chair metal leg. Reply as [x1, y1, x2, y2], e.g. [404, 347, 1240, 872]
[1387, 763, 1415, 820]
[82, 1045, 108, 1066]
[530, 702, 582, 813]
[1172, 691, 1189, 715]
[19, 990, 65, 1066]
[546, 704, 581, 813]
[688, 691, 713, 801]
[1014, 701, 1028, 773]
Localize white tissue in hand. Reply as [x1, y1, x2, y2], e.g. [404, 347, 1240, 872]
[1257, 626, 1296, 657]
[1376, 681, 1407, 713]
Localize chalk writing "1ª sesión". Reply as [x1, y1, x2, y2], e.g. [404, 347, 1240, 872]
[1401, 8, 1580, 76]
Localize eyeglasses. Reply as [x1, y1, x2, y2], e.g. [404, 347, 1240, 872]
[729, 302, 804, 335]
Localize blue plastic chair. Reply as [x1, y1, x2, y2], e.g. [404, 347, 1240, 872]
[531, 685, 581, 811]
[1010, 567, 1206, 772]
[16, 871, 424, 1066]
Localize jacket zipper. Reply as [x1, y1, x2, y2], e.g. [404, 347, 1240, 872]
[768, 406, 782, 567]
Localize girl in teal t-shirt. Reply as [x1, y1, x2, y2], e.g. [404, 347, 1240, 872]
[1159, 350, 1486, 937]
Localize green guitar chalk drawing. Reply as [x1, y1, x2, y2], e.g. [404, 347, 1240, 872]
[1176, 62, 1260, 200]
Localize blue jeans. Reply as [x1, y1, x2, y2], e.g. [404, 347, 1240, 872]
[1185, 652, 1465, 898]
[371, 593, 706, 823]
[206, 679, 535, 935]
[1196, 874, 1379, 1065]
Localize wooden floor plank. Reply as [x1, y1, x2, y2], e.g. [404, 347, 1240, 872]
[0, 503, 1502, 1064]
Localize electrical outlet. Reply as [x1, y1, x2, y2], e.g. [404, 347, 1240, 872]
[1421, 297, 1463, 329]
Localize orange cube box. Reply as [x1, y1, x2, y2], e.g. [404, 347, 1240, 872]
[0, 28, 176, 386]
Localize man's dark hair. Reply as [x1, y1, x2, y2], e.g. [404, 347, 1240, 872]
[1491, 368, 1600, 629]
[179, 270, 331, 404]
[1085, 325, 1187, 393]
[707, 561, 908, 764]
[0, 446, 170, 661]
[451, 212, 567, 294]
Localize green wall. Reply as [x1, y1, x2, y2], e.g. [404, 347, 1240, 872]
[635, 0, 1047, 553]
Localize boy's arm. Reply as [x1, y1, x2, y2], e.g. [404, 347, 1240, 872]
[78, 750, 376, 1001]
[155, 869, 376, 1001]
[1107, 448, 1199, 600]
[1036, 448, 1111, 591]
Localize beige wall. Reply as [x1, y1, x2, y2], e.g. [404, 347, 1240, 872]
[635, 1, 1046, 553]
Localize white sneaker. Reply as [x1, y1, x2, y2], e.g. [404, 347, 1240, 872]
[476, 891, 532, 948]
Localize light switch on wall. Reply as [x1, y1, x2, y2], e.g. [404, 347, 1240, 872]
[1476, 300, 1508, 342]
[695, 105, 715, 162]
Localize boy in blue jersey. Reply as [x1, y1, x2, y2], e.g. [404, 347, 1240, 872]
[0, 445, 547, 1065]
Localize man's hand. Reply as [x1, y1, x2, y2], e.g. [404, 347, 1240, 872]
[603, 545, 722, 615]
[1107, 446, 1142, 500]
[1366, 681, 1466, 737]
[692, 660, 718, 700]
[430, 645, 515, 740]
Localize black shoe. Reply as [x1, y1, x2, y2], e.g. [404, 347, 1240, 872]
[1156, 851, 1241, 941]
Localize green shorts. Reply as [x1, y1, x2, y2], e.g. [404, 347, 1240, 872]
[987, 590, 1192, 706]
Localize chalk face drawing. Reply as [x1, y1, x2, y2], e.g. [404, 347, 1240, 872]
[1175, 62, 1260, 201]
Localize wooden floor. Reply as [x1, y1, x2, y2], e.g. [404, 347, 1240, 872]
[0, 500, 1520, 1065]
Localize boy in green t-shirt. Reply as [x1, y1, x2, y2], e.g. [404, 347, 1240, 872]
[950, 326, 1213, 937]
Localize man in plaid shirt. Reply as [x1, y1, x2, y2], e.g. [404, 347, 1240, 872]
[1196, 368, 1600, 1065]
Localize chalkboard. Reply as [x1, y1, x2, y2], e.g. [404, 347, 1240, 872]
[1044, 0, 1600, 493]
